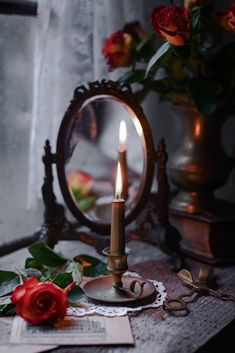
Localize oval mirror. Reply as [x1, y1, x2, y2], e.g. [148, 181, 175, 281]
[56, 80, 155, 234]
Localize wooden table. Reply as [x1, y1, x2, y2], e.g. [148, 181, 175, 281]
[0, 240, 235, 353]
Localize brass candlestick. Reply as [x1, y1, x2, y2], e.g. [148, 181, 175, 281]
[83, 148, 156, 304]
[103, 247, 132, 288]
[83, 246, 156, 304]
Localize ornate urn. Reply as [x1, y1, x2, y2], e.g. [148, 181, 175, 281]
[168, 106, 234, 214]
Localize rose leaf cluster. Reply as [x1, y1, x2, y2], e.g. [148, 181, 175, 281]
[102, 1, 235, 116]
[0, 241, 108, 325]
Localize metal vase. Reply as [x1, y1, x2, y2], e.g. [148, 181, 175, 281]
[169, 106, 233, 214]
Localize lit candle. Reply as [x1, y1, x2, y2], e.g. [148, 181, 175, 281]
[110, 162, 125, 255]
[118, 120, 128, 200]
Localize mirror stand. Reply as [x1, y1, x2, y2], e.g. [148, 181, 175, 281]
[35, 140, 74, 248]
[37, 139, 110, 252]
[36, 139, 183, 271]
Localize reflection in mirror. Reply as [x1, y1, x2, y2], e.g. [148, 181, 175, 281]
[64, 95, 145, 224]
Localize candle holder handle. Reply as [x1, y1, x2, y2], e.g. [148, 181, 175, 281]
[114, 279, 146, 298]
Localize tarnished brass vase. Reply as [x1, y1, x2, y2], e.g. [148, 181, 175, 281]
[169, 106, 233, 214]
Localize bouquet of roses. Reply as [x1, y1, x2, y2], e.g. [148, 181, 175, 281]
[0, 242, 107, 324]
[102, 0, 235, 116]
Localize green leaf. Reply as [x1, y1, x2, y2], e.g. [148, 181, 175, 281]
[133, 77, 172, 103]
[149, 78, 172, 94]
[191, 6, 201, 29]
[25, 257, 45, 271]
[0, 303, 15, 316]
[145, 41, 171, 77]
[134, 87, 149, 103]
[71, 260, 83, 284]
[28, 242, 68, 268]
[135, 35, 156, 62]
[119, 70, 146, 84]
[53, 272, 74, 288]
[71, 188, 83, 200]
[0, 271, 20, 297]
[78, 196, 96, 212]
[21, 268, 42, 279]
[74, 255, 108, 277]
[68, 285, 85, 302]
[188, 78, 218, 115]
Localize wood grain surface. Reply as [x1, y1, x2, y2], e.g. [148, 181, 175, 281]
[0, 240, 234, 353]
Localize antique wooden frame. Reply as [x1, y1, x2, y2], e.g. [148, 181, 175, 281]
[56, 80, 155, 234]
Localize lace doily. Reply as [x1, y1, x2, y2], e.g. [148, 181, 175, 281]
[67, 272, 167, 317]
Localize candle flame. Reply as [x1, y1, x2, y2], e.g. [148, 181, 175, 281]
[119, 120, 127, 145]
[115, 162, 122, 199]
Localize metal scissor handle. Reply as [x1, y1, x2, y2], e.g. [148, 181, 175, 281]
[164, 298, 187, 311]
[164, 288, 196, 312]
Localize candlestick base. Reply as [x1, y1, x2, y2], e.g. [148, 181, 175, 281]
[83, 246, 156, 304]
[83, 274, 156, 304]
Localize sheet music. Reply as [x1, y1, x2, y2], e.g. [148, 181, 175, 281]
[10, 315, 134, 346]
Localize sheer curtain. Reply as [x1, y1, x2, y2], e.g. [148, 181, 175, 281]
[27, 0, 158, 208]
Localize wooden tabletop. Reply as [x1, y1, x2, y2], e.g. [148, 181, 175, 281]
[0, 240, 235, 353]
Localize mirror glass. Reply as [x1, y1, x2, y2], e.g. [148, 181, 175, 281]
[63, 95, 146, 224]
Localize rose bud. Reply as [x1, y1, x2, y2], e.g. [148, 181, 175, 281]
[184, 0, 213, 10]
[11, 278, 75, 325]
[151, 5, 191, 46]
[67, 170, 94, 197]
[102, 31, 135, 70]
[215, 2, 235, 32]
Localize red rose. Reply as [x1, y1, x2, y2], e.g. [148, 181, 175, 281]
[67, 170, 94, 197]
[102, 31, 135, 70]
[215, 2, 235, 32]
[151, 5, 191, 46]
[11, 278, 75, 325]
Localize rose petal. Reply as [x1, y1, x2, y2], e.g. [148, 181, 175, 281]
[11, 277, 39, 304]
[215, 2, 235, 32]
[151, 5, 190, 46]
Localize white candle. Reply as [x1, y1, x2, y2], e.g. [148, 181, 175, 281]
[110, 162, 125, 255]
[118, 120, 128, 200]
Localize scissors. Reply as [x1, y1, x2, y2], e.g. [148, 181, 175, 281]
[164, 266, 235, 312]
